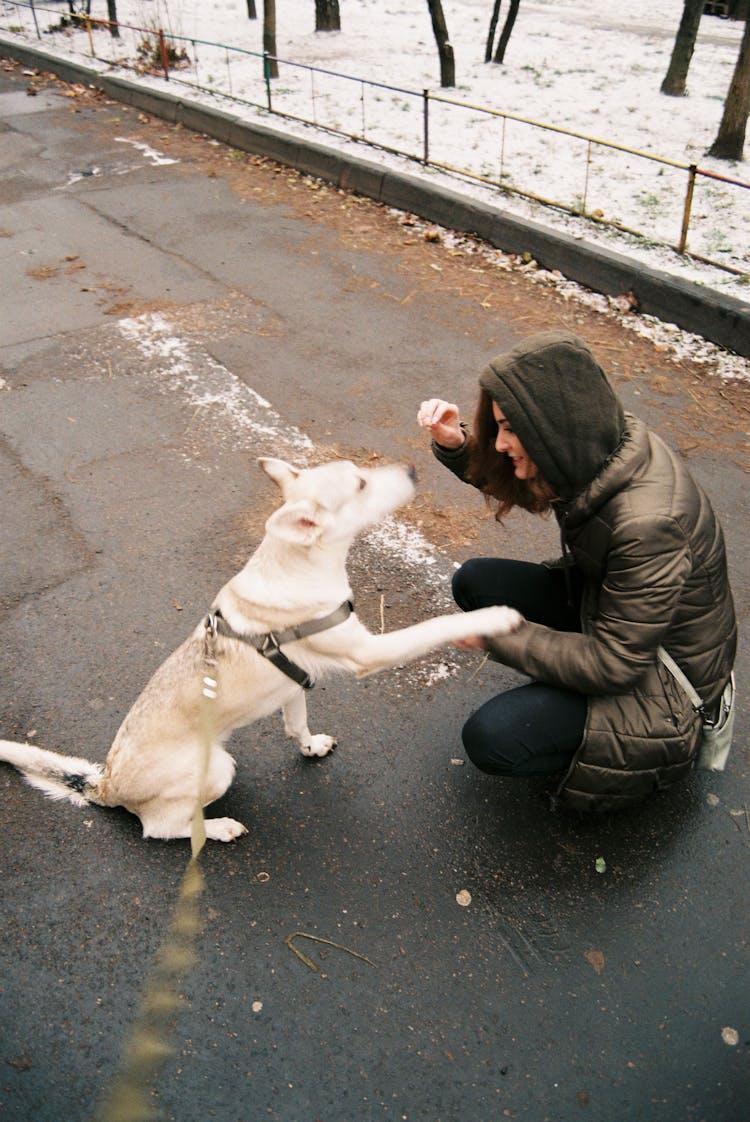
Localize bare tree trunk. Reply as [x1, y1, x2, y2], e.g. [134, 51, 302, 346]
[485, 0, 502, 63]
[426, 0, 455, 87]
[708, 13, 750, 158]
[493, 0, 521, 64]
[106, 0, 119, 37]
[315, 0, 340, 31]
[247, 0, 257, 19]
[661, 0, 704, 96]
[264, 0, 278, 78]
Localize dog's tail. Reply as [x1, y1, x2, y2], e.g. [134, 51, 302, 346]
[0, 739, 104, 807]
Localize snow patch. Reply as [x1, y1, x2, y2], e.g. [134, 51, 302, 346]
[118, 311, 313, 453]
[117, 310, 459, 611]
[114, 137, 178, 165]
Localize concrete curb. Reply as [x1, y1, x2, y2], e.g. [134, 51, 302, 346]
[3, 36, 749, 358]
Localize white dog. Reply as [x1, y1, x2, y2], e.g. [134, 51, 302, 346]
[0, 458, 521, 842]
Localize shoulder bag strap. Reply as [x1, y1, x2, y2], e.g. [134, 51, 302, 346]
[657, 646, 704, 714]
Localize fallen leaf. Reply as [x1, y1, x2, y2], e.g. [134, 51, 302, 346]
[584, 950, 605, 975]
[456, 889, 472, 907]
[7, 1055, 32, 1071]
[27, 265, 58, 280]
[721, 1026, 739, 1046]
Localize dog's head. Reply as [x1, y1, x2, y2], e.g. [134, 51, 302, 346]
[259, 457, 416, 547]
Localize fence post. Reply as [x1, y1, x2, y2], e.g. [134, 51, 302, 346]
[500, 115, 506, 184]
[422, 89, 429, 165]
[263, 52, 272, 111]
[581, 138, 592, 215]
[85, 15, 94, 57]
[158, 29, 170, 81]
[678, 164, 697, 254]
[29, 0, 41, 39]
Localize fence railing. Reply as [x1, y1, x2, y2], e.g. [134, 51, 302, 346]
[2, 1, 748, 278]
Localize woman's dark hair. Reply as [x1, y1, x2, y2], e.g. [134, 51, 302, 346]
[465, 389, 555, 521]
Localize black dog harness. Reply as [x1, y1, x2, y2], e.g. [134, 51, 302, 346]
[204, 600, 354, 690]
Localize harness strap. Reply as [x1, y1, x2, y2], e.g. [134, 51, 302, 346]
[204, 600, 354, 691]
[264, 600, 354, 646]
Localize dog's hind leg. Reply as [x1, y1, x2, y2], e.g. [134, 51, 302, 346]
[202, 816, 249, 841]
[137, 747, 247, 842]
[282, 690, 336, 757]
[200, 747, 248, 840]
[138, 798, 248, 842]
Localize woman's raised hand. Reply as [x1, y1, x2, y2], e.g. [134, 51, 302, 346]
[416, 398, 464, 449]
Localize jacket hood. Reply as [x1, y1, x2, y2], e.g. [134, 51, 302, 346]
[478, 332, 626, 499]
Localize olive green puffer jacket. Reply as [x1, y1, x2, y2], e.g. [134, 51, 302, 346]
[435, 333, 737, 811]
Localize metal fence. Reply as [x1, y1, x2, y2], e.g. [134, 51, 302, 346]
[2, 0, 749, 278]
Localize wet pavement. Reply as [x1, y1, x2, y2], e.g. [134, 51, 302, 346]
[0, 61, 748, 1122]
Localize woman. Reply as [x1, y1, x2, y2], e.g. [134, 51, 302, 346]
[417, 331, 737, 811]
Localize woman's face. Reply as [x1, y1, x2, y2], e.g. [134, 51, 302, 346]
[491, 401, 538, 480]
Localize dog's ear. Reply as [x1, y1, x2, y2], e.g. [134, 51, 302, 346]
[265, 500, 329, 546]
[258, 457, 300, 490]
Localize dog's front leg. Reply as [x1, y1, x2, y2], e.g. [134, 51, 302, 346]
[348, 604, 523, 675]
[282, 689, 337, 757]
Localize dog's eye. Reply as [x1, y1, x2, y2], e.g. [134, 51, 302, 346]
[358, 476, 367, 491]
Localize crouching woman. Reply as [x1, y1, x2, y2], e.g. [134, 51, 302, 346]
[417, 332, 737, 811]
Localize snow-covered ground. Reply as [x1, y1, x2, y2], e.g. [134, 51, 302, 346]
[3, 0, 749, 378]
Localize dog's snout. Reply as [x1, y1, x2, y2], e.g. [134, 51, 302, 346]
[407, 464, 417, 484]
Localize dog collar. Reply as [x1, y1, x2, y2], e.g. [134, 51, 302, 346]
[204, 600, 354, 690]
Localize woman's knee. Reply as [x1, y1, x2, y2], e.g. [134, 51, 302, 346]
[452, 557, 555, 616]
[452, 557, 523, 611]
[461, 708, 514, 775]
[461, 713, 573, 777]
[452, 558, 486, 610]
[460, 684, 587, 777]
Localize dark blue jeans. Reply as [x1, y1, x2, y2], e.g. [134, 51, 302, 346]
[452, 558, 587, 776]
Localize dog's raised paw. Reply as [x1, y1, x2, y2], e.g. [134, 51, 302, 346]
[483, 605, 524, 635]
[300, 734, 337, 758]
[504, 607, 524, 633]
[205, 817, 249, 842]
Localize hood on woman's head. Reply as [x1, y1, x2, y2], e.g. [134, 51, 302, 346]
[478, 331, 626, 500]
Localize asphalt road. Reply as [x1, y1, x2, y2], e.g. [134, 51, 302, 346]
[1, 61, 748, 1122]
